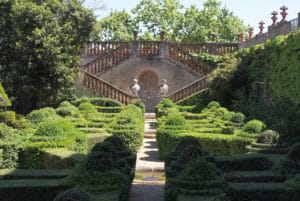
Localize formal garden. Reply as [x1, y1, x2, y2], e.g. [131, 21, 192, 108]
[1, 0, 299, 201]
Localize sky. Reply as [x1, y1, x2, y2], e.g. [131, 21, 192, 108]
[84, 0, 300, 35]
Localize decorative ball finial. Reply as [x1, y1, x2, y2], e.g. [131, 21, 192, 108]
[248, 27, 254, 39]
[280, 5, 288, 23]
[271, 11, 278, 26]
[259, 21, 265, 34]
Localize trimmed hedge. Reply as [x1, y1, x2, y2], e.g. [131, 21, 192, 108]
[0, 179, 66, 201]
[111, 105, 144, 152]
[157, 131, 250, 157]
[0, 111, 16, 123]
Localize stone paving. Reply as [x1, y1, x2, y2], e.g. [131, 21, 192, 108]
[129, 113, 165, 201]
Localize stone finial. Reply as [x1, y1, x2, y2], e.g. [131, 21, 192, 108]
[160, 31, 166, 41]
[236, 32, 244, 42]
[259, 21, 265, 34]
[280, 5, 288, 23]
[133, 30, 138, 41]
[248, 27, 254, 39]
[271, 11, 278, 26]
[211, 32, 217, 42]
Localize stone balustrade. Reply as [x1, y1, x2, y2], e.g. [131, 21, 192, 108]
[80, 45, 132, 75]
[79, 69, 132, 104]
[169, 43, 212, 76]
[168, 75, 210, 103]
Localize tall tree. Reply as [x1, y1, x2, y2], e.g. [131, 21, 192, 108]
[97, 10, 133, 41]
[95, 0, 246, 42]
[0, 0, 95, 113]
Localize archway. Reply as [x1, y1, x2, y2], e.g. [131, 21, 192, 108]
[138, 69, 160, 112]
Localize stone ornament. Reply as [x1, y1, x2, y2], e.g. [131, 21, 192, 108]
[160, 79, 169, 96]
[130, 79, 140, 98]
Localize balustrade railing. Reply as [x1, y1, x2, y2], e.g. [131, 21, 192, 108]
[168, 75, 210, 102]
[79, 69, 132, 104]
[138, 41, 160, 56]
[80, 45, 132, 75]
[82, 41, 130, 55]
[169, 43, 212, 76]
[171, 42, 238, 55]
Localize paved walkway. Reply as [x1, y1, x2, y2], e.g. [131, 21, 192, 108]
[129, 113, 165, 201]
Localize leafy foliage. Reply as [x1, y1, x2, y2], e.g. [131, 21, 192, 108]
[95, 0, 246, 41]
[0, 0, 95, 113]
[27, 107, 60, 124]
[53, 189, 92, 201]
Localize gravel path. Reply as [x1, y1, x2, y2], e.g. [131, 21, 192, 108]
[129, 113, 165, 201]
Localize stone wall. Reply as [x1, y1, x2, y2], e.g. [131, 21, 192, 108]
[99, 56, 201, 97]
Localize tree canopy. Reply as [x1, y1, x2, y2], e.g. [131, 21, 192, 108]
[94, 0, 246, 42]
[0, 0, 95, 113]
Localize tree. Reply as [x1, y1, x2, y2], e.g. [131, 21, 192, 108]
[95, 0, 246, 42]
[97, 10, 133, 41]
[0, 0, 95, 113]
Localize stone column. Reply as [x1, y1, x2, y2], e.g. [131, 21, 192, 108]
[160, 41, 169, 58]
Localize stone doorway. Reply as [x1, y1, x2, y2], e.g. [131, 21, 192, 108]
[138, 70, 161, 112]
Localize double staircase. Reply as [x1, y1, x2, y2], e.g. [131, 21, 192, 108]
[79, 41, 238, 104]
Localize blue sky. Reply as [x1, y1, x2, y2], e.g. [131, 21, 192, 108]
[84, 0, 300, 34]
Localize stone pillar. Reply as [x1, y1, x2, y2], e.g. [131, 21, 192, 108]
[131, 41, 139, 57]
[160, 41, 169, 58]
[208, 43, 217, 55]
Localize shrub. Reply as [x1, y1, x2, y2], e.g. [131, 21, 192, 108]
[0, 123, 13, 139]
[56, 101, 78, 117]
[175, 136, 202, 152]
[32, 120, 86, 151]
[28, 107, 60, 124]
[274, 157, 300, 177]
[206, 101, 221, 109]
[165, 112, 188, 127]
[155, 98, 176, 118]
[257, 130, 280, 144]
[217, 155, 273, 171]
[111, 105, 144, 152]
[231, 112, 245, 124]
[90, 97, 123, 107]
[0, 111, 16, 123]
[287, 143, 300, 161]
[0, 143, 19, 168]
[178, 157, 217, 180]
[244, 119, 266, 133]
[78, 102, 97, 113]
[285, 174, 300, 201]
[53, 189, 92, 201]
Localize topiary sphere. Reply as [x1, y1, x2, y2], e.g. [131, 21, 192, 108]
[177, 145, 205, 165]
[175, 136, 201, 152]
[104, 136, 127, 152]
[244, 119, 266, 133]
[231, 112, 245, 123]
[53, 189, 92, 201]
[178, 157, 217, 181]
[206, 101, 221, 109]
[257, 130, 280, 144]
